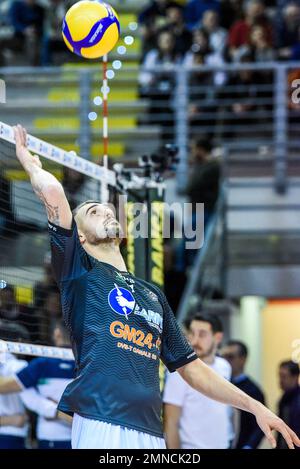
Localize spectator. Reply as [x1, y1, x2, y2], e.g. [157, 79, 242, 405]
[221, 340, 265, 449]
[184, 27, 227, 86]
[0, 341, 28, 449]
[138, 0, 171, 57]
[163, 312, 232, 448]
[229, 0, 273, 61]
[184, 138, 220, 224]
[139, 28, 180, 141]
[185, 0, 220, 31]
[165, 2, 193, 55]
[275, 3, 300, 49]
[217, 52, 273, 140]
[41, 0, 68, 65]
[202, 10, 228, 57]
[0, 320, 74, 449]
[250, 24, 275, 62]
[0, 0, 45, 66]
[277, 360, 300, 449]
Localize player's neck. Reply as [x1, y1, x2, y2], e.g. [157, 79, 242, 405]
[85, 242, 128, 272]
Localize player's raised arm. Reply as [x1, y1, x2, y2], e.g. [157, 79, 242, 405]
[14, 124, 72, 229]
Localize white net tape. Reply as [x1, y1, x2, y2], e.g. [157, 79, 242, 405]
[0, 339, 74, 360]
[0, 121, 116, 186]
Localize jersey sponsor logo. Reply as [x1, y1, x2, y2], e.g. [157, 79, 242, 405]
[109, 320, 161, 352]
[108, 284, 136, 319]
[134, 304, 163, 333]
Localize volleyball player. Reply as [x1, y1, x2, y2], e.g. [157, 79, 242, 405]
[10, 124, 300, 449]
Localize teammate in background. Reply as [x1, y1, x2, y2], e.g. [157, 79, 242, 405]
[8, 124, 300, 449]
[0, 348, 28, 449]
[163, 313, 232, 449]
[0, 320, 74, 449]
[221, 340, 265, 449]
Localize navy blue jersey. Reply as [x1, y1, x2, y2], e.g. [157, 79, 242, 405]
[48, 220, 197, 437]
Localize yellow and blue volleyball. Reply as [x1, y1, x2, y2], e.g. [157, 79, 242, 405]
[62, 0, 120, 59]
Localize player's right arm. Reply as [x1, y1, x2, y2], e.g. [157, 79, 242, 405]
[14, 124, 72, 229]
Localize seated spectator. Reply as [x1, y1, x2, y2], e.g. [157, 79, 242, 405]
[217, 52, 273, 139]
[202, 10, 228, 58]
[41, 0, 68, 65]
[138, 0, 171, 58]
[165, 2, 193, 55]
[250, 24, 275, 62]
[184, 28, 226, 86]
[185, 0, 220, 31]
[0, 0, 45, 66]
[275, 3, 300, 50]
[139, 29, 180, 141]
[277, 361, 300, 449]
[222, 340, 265, 449]
[229, 0, 273, 61]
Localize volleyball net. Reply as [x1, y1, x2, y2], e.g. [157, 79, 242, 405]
[0, 121, 115, 359]
[0, 121, 165, 360]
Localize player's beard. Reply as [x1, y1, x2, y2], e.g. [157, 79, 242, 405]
[86, 219, 123, 245]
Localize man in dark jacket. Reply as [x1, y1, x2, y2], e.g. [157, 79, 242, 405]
[277, 361, 300, 449]
[222, 340, 265, 448]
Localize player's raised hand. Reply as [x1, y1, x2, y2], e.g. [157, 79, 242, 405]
[14, 124, 42, 172]
[255, 402, 300, 449]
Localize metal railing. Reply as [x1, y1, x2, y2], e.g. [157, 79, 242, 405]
[1, 62, 300, 182]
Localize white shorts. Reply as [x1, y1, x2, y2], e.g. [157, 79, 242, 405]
[72, 414, 166, 449]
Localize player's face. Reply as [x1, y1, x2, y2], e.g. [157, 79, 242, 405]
[188, 320, 221, 359]
[78, 202, 122, 244]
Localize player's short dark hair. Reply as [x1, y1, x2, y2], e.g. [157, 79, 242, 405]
[185, 312, 223, 334]
[72, 200, 100, 218]
[193, 138, 212, 153]
[226, 340, 248, 358]
[279, 360, 300, 377]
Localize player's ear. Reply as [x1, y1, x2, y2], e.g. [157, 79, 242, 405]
[78, 230, 86, 245]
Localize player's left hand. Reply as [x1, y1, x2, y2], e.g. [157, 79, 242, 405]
[254, 402, 300, 449]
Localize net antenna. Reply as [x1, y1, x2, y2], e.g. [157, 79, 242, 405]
[100, 53, 110, 203]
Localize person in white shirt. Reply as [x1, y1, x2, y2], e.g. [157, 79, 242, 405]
[163, 312, 232, 449]
[0, 352, 28, 449]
